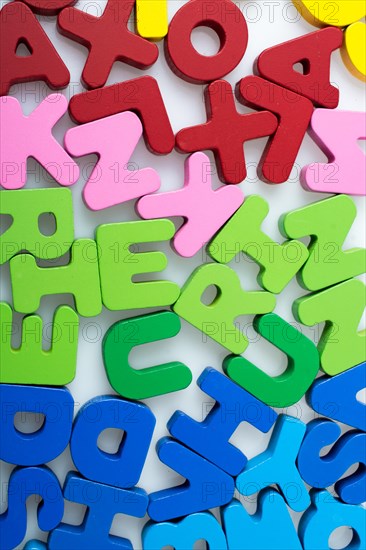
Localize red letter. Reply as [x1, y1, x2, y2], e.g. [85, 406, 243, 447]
[165, 0, 248, 84]
[256, 28, 343, 109]
[20, 0, 75, 15]
[0, 2, 69, 96]
[237, 76, 313, 184]
[69, 76, 174, 155]
[57, 0, 158, 89]
[176, 80, 277, 184]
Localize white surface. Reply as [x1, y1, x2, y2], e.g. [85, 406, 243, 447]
[0, 0, 365, 548]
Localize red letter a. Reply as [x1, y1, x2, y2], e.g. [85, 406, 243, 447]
[0, 2, 69, 96]
[256, 28, 343, 109]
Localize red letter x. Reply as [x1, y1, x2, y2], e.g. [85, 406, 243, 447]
[58, 0, 158, 89]
[176, 80, 278, 184]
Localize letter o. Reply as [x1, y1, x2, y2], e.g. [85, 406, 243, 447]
[165, 0, 248, 84]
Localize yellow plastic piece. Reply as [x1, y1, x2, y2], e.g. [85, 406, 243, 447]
[293, 0, 366, 28]
[342, 22, 366, 81]
[136, 0, 168, 40]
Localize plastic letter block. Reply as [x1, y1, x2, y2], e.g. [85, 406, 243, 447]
[143, 512, 228, 550]
[299, 489, 366, 550]
[281, 195, 366, 291]
[176, 80, 277, 184]
[293, 1, 366, 27]
[307, 362, 366, 431]
[165, 0, 248, 84]
[102, 311, 192, 400]
[0, 303, 78, 386]
[222, 490, 302, 550]
[10, 239, 102, 317]
[0, 466, 63, 550]
[65, 112, 160, 210]
[0, 2, 69, 96]
[20, 0, 75, 14]
[256, 28, 342, 108]
[342, 22, 366, 82]
[48, 473, 148, 550]
[0, 188, 74, 264]
[57, 0, 158, 89]
[173, 263, 276, 355]
[148, 437, 235, 522]
[209, 195, 309, 293]
[70, 395, 155, 488]
[136, 0, 168, 40]
[236, 415, 310, 512]
[301, 110, 366, 195]
[293, 279, 366, 375]
[0, 384, 73, 465]
[69, 77, 174, 155]
[23, 541, 47, 550]
[237, 75, 314, 184]
[97, 220, 180, 311]
[224, 313, 319, 407]
[137, 152, 244, 257]
[0, 95, 79, 189]
[297, 419, 366, 505]
[168, 367, 277, 476]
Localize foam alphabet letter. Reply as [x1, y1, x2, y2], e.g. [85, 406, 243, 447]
[57, 0, 158, 89]
[0, 466, 63, 550]
[70, 395, 155, 488]
[20, 0, 75, 14]
[97, 220, 180, 310]
[301, 110, 366, 195]
[224, 313, 319, 407]
[342, 22, 366, 82]
[297, 419, 366, 505]
[143, 513, 228, 550]
[69, 77, 174, 155]
[173, 263, 275, 354]
[137, 152, 244, 257]
[148, 437, 235, 522]
[293, 279, 366, 375]
[280, 194, 366, 291]
[0, 95, 79, 189]
[0, 384, 73, 465]
[0, 2, 69, 96]
[102, 311, 192, 400]
[175, 80, 277, 184]
[136, 0, 168, 40]
[10, 239, 102, 317]
[48, 473, 148, 550]
[0, 303, 79, 386]
[307, 362, 366, 431]
[23, 539, 47, 550]
[256, 28, 343, 108]
[222, 490, 302, 550]
[293, 0, 366, 27]
[236, 415, 310, 512]
[65, 112, 160, 211]
[209, 195, 309, 293]
[165, 0, 248, 84]
[23, 540, 48, 550]
[298, 489, 366, 550]
[168, 367, 277, 475]
[237, 75, 314, 184]
[0, 188, 74, 264]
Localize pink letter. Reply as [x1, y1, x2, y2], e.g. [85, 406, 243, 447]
[137, 152, 244, 257]
[0, 94, 79, 189]
[65, 112, 160, 210]
[302, 110, 366, 196]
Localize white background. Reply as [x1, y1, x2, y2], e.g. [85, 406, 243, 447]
[0, 0, 365, 548]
